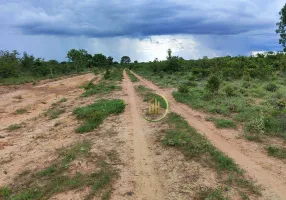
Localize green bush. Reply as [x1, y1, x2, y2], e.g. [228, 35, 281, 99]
[206, 75, 220, 94]
[224, 85, 236, 97]
[103, 69, 111, 80]
[245, 113, 265, 134]
[178, 84, 189, 93]
[264, 82, 278, 92]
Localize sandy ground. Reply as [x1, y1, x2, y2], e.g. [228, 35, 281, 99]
[131, 70, 286, 200]
[1, 71, 285, 200]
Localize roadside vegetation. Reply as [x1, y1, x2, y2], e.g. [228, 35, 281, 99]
[135, 85, 167, 108]
[0, 49, 121, 85]
[44, 98, 67, 119]
[0, 141, 118, 200]
[6, 123, 23, 132]
[81, 68, 123, 97]
[163, 113, 261, 199]
[126, 69, 139, 82]
[133, 49, 286, 144]
[73, 99, 125, 133]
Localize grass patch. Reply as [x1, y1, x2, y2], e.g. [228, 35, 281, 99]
[7, 123, 22, 131]
[81, 68, 123, 97]
[0, 141, 118, 200]
[206, 117, 237, 129]
[244, 134, 263, 143]
[81, 81, 120, 97]
[266, 146, 286, 159]
[51, 98, 67, 107]
[162, 113, 261, 197]
[135, 85, 167, 109]
[195, 187, 226, 200]
[45, 108, 66, 119]
[14, 108, 28, 114]
[73, 99, 125, 133]
[126, 69, 139, 82]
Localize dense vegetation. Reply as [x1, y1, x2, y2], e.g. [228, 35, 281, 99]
[0, 49, 124, 85]
[133, 49, 286, 141]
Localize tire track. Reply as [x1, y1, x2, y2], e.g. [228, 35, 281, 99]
[122, 70, 163, 200]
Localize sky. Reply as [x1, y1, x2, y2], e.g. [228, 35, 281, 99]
[0, 0, 285, 62]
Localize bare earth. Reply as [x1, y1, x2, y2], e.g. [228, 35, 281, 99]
[0, 71, 285, 200]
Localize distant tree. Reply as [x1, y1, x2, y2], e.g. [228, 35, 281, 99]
[107, 56, 113, 66]
[0, 50, 20, 78]
[276, 3, 286, 51]
[120, 56, 131, 64]
[166, 49, 180, 72]
[93, 54, 107, 67]
[21, 52, 34, 70]
[167, 49, 172, 60]
[67, 49, 89, 73]
[134, 60, 138, 64]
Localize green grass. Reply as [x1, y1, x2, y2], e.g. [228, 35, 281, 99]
[81, 68, 123, 97]
[14, 108, 28, 114]
[73, 99, 125, 133]
[195, 187, 226, 200]
[0, 75, 45, 85]
[45, 108, 66, 119]
[7, 123, 22, 131]
[51, 98, 67, 107]
[133, 69, 286, 140]
[162, 113, 261, 198]
[206, 117, 237, 129]
[135, 85, 167, 109]
[81, 81, 120, 97]
[126, 69, 139, 82]
[0, 141, 117, 200]
[266, 146, 286, 159]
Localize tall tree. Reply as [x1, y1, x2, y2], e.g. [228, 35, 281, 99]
[276, 3, 286, 51]
[67, 49, 89, 72]
[120, 56, 131, 64]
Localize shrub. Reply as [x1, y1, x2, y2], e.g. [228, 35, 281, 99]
[206, 75, 220, 94]
[242, 81, 250, 88]
[186, 81, 197, 87]
[224, 85, 236, 97]
[178, 84, 189, 93]
[264, 82, 278, 92]
[103, 69, 111, 80]
[245, 112, 265, 134]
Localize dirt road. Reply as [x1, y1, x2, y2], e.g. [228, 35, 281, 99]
[131, 70, 286, 200]
[1, 71, 285, 199]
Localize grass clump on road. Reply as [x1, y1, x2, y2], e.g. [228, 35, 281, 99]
[73, 99, 125, 133]
[0, 141, 118, 200]
[81, 81, 120, 97]
[162, 113, 261, 198]
[206, 117, 237, 129]
[126, 69, 139, 82]
[7, 123, 22, 131]
[44, 98, 67, 119]
[135, 85, 167, 109]
[266, 146, 286, 159]
[81, 68, 123, 97]
[14, 108, 28, 114]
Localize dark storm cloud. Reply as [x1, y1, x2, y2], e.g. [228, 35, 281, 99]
[4, 0, 275, 38]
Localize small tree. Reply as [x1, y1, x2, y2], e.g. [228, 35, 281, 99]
[276, 3, 286, 51]
[206, 75, 220, 94]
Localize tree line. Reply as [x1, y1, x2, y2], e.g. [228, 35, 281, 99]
[0, 49, 132, 79]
